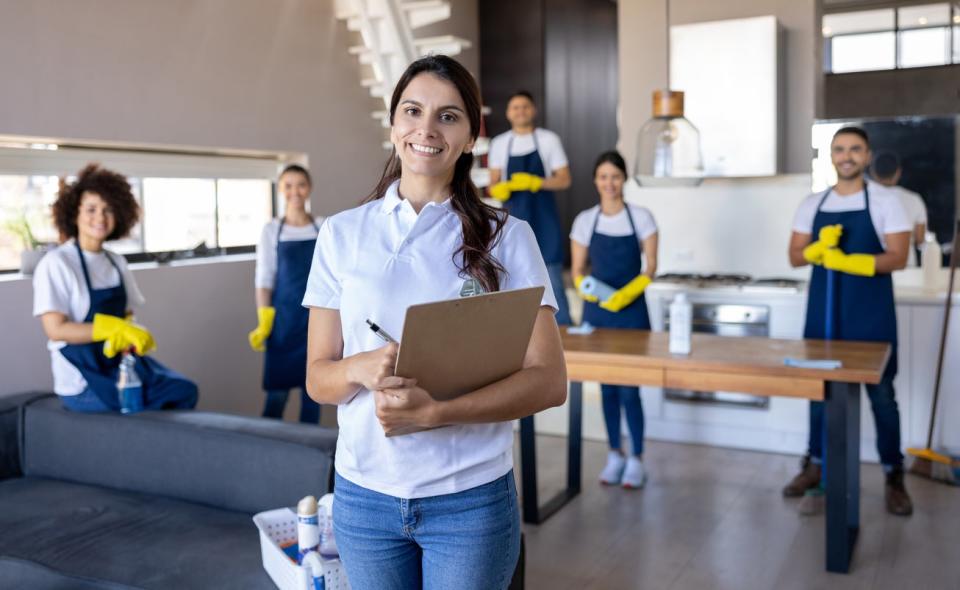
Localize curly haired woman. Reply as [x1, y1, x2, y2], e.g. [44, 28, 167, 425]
[32, 164, 198, 413]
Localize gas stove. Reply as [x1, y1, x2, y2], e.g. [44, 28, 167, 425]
[654, 273, 804, 292]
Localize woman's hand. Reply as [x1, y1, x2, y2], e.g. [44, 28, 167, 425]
[345, 343, 405, 392]
[373, 380, 442, 435]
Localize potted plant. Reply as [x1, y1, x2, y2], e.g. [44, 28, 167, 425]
[4, 214, 47, 275]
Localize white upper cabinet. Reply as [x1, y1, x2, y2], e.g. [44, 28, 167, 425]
[670, 16, 781, 178]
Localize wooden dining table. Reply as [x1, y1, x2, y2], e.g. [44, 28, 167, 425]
[518, 328, 891, 574]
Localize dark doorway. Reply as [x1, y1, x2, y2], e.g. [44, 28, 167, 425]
[479, 0, 619, 266]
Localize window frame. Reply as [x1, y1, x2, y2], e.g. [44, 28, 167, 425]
[0, 140, 298, 274]
[823, 2, 960, 73]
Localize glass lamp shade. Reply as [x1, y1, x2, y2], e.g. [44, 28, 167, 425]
[634, 90, 704, 187]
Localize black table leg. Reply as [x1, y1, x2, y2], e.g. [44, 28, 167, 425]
[825, 381, 861, 573]
[519, 381, 584, 524]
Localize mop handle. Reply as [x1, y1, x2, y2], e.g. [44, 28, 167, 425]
[825, 268, 836, 341]
[924, 219, 959, 449]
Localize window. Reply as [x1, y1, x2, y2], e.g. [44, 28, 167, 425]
[823, 2, 960, 73]
[0, 142, 293, 272]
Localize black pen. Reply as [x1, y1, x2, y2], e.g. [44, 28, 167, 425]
[365, 319, 398, 344]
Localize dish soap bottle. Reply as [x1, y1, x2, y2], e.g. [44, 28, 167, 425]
[669, 293, 692, 355]
[922, 232, 942, 290]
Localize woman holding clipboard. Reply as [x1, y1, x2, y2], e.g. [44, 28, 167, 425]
[302, 55, 567, 589]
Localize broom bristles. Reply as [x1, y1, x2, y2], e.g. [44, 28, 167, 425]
[908, 453, 959, 486]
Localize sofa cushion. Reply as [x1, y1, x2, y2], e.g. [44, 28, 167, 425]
[22, 395, 338, 514]
[0, 557, 138, 589]
[0, 392, 50, 480]
[0, 477, 275, 589]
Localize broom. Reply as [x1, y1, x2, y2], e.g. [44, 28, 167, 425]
[907, 219, 960, 485]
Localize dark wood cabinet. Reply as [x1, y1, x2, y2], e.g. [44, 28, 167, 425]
[480, 0, 619, 265]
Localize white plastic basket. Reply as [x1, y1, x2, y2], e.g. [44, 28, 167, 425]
[253, 502, 350, 590]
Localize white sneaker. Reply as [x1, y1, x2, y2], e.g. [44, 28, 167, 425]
[622, 457, 646, 489]
[599, 451, 626, 485]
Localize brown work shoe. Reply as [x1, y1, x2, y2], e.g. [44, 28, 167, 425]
[783, 455, 821, 497]
[885, 467, 914, 516]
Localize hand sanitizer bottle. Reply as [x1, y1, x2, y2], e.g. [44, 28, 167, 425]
[669, 293, 692, 355]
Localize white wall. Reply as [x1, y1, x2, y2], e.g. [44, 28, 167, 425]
[624, 174, 812, 278]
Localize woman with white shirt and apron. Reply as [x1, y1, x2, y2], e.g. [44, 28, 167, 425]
[248, 165, 323, 423]
[303, 55, 566, 589]
[33, 164, 198, 412]
[571, 151, 658, 489]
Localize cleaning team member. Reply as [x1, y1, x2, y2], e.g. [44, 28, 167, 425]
[249, 165, 323, 423]
[487, 91, 573, 324]
[785, 127, 913, 516]
[871, 151, 928, 267]
[571, 151, 658, 489]
[303, 55, 566, 590]
[33, 164, 198, 413]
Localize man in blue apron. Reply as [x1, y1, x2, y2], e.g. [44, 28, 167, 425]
[785, 127, 913, 516]
[488, 91, 572, 324]
[59, 242, 198, 412]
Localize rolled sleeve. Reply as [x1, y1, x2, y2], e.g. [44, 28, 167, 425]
[32, 255, 71, 317]
[302, 219, 341, 309]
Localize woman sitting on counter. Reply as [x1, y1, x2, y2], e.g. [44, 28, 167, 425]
[571, 150, 659, 489]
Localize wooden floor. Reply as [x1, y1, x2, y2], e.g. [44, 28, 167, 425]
[514, 435, 960, 590]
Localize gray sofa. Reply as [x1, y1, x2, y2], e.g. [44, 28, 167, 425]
[0, 393, 338, 589]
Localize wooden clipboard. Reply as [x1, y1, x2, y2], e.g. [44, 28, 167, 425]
[388, 286, 545, 435]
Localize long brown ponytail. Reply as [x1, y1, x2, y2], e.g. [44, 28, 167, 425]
[364, 55, 507, 293]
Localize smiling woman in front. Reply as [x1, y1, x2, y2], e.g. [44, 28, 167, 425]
[302, 55, 567, 589]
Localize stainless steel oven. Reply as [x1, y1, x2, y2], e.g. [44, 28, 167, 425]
[663, 302, 771, 408]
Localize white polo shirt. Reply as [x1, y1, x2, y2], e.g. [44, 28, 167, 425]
[792, 181, 912, 250]
[254, 217, 325, 289]
[302, 180, 557, 499]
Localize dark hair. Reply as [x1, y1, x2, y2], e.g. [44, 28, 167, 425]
[280, 164, 312, 186]
[872, 151, 901, 180]
[833, 126, 870, 147]
[507, 90, 536, 106]
[52, 164, 140, 241]
[593, 150, 628, 178]
[364, 55, 506, 293]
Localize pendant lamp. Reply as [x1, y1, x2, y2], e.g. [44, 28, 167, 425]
[634, 0, 704, 187]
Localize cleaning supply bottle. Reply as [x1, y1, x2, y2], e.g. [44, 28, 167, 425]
[317, 494, 339, 559]
[669, 292, 692, 355]
[117, 351, 144, 414]
[297, 495, 325, 590]
[922, 232, 942, 289]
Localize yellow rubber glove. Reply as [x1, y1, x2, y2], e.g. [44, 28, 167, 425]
[600, 274, 652, 313]
[803, 241, 826, 265]
[508, 172, 544, 193]
[573, 275, 598, 303]
[489, 181, 512, 202]
[818, 224, 843, 248]
[92, 313, 156, 358]
[823, 249, 876, 277]
[248, 306, 276, 352]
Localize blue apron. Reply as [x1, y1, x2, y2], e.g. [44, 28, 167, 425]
[582, 206, 651, 330]
[803, 186, 897, 378]
[59, 243, 197, 411]
[263, 219, 318, 390]
[503, 132, 564, 265]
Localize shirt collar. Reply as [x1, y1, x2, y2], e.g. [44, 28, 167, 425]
[379, 179, 457, 219]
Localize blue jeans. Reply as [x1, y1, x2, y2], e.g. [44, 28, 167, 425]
[333, 471, 520, 590]
[546, 263, 571, 326]
[601, 384, 645, 455]
[262, 388, 320, 424]
[808, 374, 904, 468]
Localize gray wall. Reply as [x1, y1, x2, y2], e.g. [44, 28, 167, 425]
[0, 0, 481, 420]
[618, 0, 817, 174]
[823, 66, 960, 119]
[0, 0, 385, 216]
